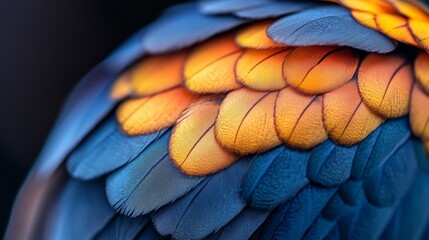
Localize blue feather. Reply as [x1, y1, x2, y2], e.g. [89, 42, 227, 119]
[363, 140, 418, 207]
[47, 179, 115, 240]
[199, 0, 268, 14]
[135, 224, 166, 240]
[207, 208, 269, 240]
[235, 1, 322, 19]
[261, 185, 337, 239]
[307, 140, 357, 187]
[381, 172, 429, 240]
[94, 215, 150, 240]
[352, 118, 411, 179]
[151, 160, 250, 240]
[106, 130, 204, 217]
[241, 146, 310, 209]
[336, 141, 419, 239]
[67, 116, 164, 180]
[303, 216, 336, 240]
[142, 3, 245, 53]
[36, 27, 147, 177]
[267, 6, 397, 53]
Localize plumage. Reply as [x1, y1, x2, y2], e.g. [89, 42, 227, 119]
[283, 46, 359, 94]
[106, 130, 204, 216]
[7, 0, 429, 239]
[351, 117, 411, 179]
[198, 0, 268, 15]
[267, 6, 397, 53]
[170, 97, 238, 175]
[206, 208, 270, 240]
[46, 179, 115, 240]
[234, 1, 321, 19]
[215, 88, 281, 155]
[261, 185, 338, 239]
[358, 53, 413, 118]
[323, 80, 385, 145]
[236, 48, 290, 90]
[94, 215, 150, 240]
[184, 34, 242, 93]
[307, 140, 357, 187]
[151, 160, 250, 240]
[241, 146, 309, 209]
[142, 3, 246, 53]
[275, 87, 327, 148]
[116, 87, 198, 135]
[67, 117, 164, 180]
[235, 21, 285, 49]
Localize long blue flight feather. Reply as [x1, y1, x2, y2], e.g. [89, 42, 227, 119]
[67, 116, 164, 180]
[106, 130, 204, 217]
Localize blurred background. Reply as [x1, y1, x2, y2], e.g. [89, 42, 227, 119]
[0, 0, 184, 235]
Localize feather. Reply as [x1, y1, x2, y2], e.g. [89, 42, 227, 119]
[381, 172, 429, 240]
[151, 160, 250, 240]
[170, 97, 238, 176]
[184, 34, 242, 94]
[283, 46, 359, 95]
[338, 140, 419, 239]
[235, 21, 286, 49]
[94, 215, 150, 240]
[207, 208, 270, 240]
[275, 87, 327, 149]
[142, 3, 245, 53]
[129, 51, 187, 96]
[358, 53, 412, 118]
[307, 140, 357, 187]
[135, 223, 166, 240]
[414, 52, 429, 94]
[323, 80, 384, 145]
[36, 27, 147, 176]
[303, 194, 352, 239]
[268, 6, 396, 53]
[199, 0, 268, 15]
[241, 145, 309, 209]
[410, 83, 429, 140]
[351, 117, 410, 179]
[235, 1, 321, 19]
[47, 179, 115, 240]
[106, 130, 204, 217]
[215, 88, 281, 155]
[236, 48, 291, 90]
[409, 19, 429, 51]
[116, 87, 198, 136]
[261, 185, 338, 239]
[67, 117, 164, 180]
[363, 140, 419, 207]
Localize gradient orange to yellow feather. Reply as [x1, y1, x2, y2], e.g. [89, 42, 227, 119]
[110, 0, 429, 176]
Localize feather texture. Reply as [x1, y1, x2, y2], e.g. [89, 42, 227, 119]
[67, 117, 164, 180]
[106, 130, 204, 217]
[268, 6, 396, 53]
[307, 140, 357, 187]
[142, 3, 246, 53]
[235, 1, 321, 19]
[94, 215, 150, 240]
[261, 185, 338, 239]
[241, 146, 309, 209]
[151, 160, 250, 240]
[47, 179, 115, 240]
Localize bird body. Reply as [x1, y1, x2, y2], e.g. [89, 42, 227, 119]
[6, 0, 429, 239]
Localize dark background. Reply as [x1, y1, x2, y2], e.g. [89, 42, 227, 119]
[0, 0, 184, 235]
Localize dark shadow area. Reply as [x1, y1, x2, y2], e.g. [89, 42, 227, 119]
[0, 0, 185, 235]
